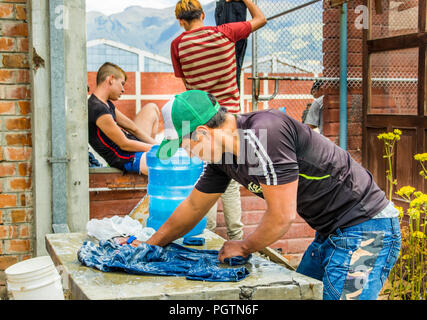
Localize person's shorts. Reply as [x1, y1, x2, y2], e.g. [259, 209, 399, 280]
[123, 152, 144, 174]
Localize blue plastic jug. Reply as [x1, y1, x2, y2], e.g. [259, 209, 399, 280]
[146, 145, 206, 237]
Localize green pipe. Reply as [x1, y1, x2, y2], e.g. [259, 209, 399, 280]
[339, 2, 348, 150]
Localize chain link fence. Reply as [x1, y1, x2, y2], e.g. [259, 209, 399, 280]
[241, 0, 364, 122]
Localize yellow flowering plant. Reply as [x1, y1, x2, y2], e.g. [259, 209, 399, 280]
[377, 129, 401, 201]
[388, 187, 427, 300]
[414, 153, 427, 179]
[378, 130, 426, 300]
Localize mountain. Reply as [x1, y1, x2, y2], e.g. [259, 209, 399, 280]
[87, 2, 217, 58]
[86, 0, 323, 72]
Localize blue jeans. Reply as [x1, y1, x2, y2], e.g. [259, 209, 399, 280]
[296, 217, 401, 300]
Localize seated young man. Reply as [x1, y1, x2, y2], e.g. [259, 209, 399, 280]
[88, 62, 160, 175]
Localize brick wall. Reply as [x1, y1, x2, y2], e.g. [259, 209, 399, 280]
[322, 0, 364, 163]
[0, 0, 32, 299]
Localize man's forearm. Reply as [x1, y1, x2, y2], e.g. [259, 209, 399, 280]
[120, 139, 152, 152]
[145, 201, 196, 247]
[133, 128, 157, 145]
[146, 189, 221, 247]
[241, 209, 295, 255]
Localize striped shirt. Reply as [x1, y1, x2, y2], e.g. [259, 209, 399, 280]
[171, 21, 252, 113]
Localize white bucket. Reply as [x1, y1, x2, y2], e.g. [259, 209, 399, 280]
[5, 256, 64, 300]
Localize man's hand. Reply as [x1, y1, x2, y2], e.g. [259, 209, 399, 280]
[113, 236, 142, 248]
[218, 240, 250, 263]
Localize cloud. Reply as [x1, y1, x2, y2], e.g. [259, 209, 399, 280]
[258, 28, 280, 43]
[86, 0, 214, 15]
[290, 39, 309, 50]
[288, 23, 323, 41]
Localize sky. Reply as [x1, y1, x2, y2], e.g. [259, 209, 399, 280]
[86, 0, 214, 15]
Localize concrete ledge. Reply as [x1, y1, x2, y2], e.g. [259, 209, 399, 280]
[89, 167, 122, 174]
[45, 230, 323, 300]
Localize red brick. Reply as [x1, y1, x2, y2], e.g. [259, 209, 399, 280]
[0, 3, 14, 18]
[16, 69, 29, 83]
[0, 163, 16, 176]
[323, 122, 340, 136]
[0, 21, 28, 37]
[271, 238, 313, 254]
[141, 72, 186, 95]
[16, 37, 28, 52]
[324, 108, 340, 123]
[0, 84, 30, 99]
[8, 177, 31, 191]
[0, 225, 18, 239]
[4, 117, 30, 130]
[4, 147, 31, 161]
[17, 162, 31, 176]
[241, 196, 267, 211]
[17, 100, 30, 114]
[1, 53, 29, 68]
[123, 72, 136, 95]
[0, 225, 9, 239]
[19, 193, 31, 207]
[0, 101, 15, 114]
[0, 256, 18, 271]
[241, 210, 264, 225]
[0, 69, 14, 83]
[0, 37, 15, 51]
[0, 194, 16, 208]
[282, 223, 315, 239]
[348, 122, 362, 136]
[115, 100, 136, 120]
[11, 209, 31, 223]
[0, 209, 3, 224]
[5, 239, 30, 253]
[5, 132, 32, 146]
[348, 135, 362, 150]
[15, 4, 26, 20]
[18, 224, 30, 238]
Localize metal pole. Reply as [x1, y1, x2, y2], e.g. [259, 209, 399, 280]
[339, 2, 348, 150]
[251, 0, 259, 111]
[49, 0, 69, 233]
[266, 0, 321, 21]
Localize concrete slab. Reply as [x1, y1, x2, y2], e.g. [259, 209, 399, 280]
[45, 230, 322, 300]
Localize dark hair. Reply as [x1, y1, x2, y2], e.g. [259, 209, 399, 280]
[311, 80, 323, 94]
[96, 62, 127, 86]
[205, 94, 227, 129]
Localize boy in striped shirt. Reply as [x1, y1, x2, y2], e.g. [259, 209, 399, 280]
[171, 0, 266, 113]
[170, 0, 266, 241]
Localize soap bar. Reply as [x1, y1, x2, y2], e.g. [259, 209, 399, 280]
[183, 237, 205, 246]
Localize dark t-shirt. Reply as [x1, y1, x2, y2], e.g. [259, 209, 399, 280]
[88, 94, 138, 170]
[195, 109, 389, 237]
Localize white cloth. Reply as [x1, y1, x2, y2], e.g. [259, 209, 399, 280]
[86, 215, 156, 242]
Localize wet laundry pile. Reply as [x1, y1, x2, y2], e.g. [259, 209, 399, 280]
[77, 240, 251, 282]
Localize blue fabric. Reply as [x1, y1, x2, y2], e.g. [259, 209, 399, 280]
[183, 237, 205, 246]
[296, 217, 401, 300]
[123, 151, 144, 173]
[77, 240, 251, 282]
